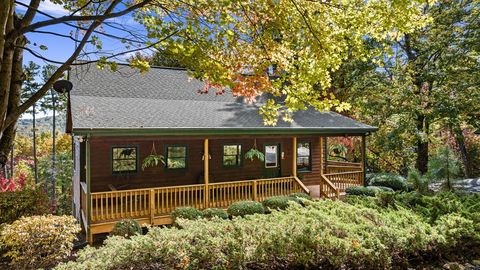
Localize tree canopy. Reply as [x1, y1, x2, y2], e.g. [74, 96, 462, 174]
[1, 0, 433, 166]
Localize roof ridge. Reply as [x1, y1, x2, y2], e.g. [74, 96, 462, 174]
[74, 60, 188, 71]
[71, 93, 264, 105]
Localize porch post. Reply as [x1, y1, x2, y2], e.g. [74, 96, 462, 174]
[203, 138, 209, 208]
[319, 136, 323, 196]
[361, 135, 367, 186]
[292, 137, 297, 177]
[323, 136, 328, 173]
[85, 135, 92, 244]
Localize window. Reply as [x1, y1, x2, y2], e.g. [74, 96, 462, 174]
[297, 142, 311, 171]
[265, 145, 278, 168]
[166, 145, 187, 169]
[223, 144, 242, 166]
[112, 146, 137, 173]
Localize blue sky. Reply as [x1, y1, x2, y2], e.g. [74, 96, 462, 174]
[17, 0, 150, 67]
[16, 0, 151, 118]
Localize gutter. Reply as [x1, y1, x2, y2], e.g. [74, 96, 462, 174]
[71, 126, 379, 137]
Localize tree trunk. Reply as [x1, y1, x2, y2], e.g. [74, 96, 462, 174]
[416, 114, 429, 174]
[0, 34, 24, 170]
[51, 90, 57, 209]
[33, 102, 38, 183]
[9, 143, 13, 178]
[452, 126, 472, 178]
[0, 5, 16, 133]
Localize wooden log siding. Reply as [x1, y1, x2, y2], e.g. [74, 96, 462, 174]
[89, 176, 308, 224]
[86, 136, 323, 192]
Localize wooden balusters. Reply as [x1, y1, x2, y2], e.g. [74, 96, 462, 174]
[322, 171, 364, 194]
[88, 177, 309, 225]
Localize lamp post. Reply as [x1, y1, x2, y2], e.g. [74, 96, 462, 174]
[51, 79, 73, 209]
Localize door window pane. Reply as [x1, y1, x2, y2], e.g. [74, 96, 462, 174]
[265, 145, 278, 168]
[297, 142, 311, 171]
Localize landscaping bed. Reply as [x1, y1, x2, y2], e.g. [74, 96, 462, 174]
[55, 192, 480, 270]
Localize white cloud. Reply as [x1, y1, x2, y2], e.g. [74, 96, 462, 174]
[17, 0, 70, 17]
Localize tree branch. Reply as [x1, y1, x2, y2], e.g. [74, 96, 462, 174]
[15, 0, 154, 35]
[14, 0, 151, 44]
[289, 0, 324, 50]
[3, 0, 122, 131]
[30, 30, 93, 43]
[19, 0, 41, 28]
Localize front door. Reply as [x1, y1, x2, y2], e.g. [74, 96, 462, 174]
[263, 144, 281, 178]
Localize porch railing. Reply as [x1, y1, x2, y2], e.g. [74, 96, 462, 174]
[89, 176, 308, 224]
[323, 171, 364, 194]
[320, 175, 339, 199]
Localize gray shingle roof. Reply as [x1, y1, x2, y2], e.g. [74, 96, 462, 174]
[69, 64, 377, 134]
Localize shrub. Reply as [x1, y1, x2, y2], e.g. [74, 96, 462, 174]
[407, 169, 430, 194]
[171, 207, 202, 222]
[0, 188, 50, 224]
[227, 201, 264, 217]
[55, 200, 478, 270]
[369, 173, 408, 191]
[1, 215, 80, 269]
[110, 219, 142, 238]
[289, 192, 312, 200]
[202, 208, 228, 220]
[374, 186, 394, 192]
[262, 196, 299, 210]
[345, 186, 378, 197]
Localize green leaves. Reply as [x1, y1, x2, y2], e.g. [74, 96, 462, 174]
[136, 0, 433, 125]
[141, 154, 165, 171]
[244, 148, 265, 162]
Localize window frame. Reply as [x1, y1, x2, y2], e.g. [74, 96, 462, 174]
[111, 145, 138, 174]
[222, 144, 243, 167]
[296, 142, 312, 172]
[165, 144, 188, 170]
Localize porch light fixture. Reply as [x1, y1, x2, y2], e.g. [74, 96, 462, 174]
[53, 79, 73, 94]
[201, 152, 212, 160]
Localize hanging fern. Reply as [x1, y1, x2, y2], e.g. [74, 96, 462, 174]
[142, 154, 165, 171]
[244, 148, 265, 162]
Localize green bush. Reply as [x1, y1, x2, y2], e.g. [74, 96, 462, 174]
[55, 200, 478, 270]
[202, 208, 228, 220]
[262, 196, 299, 210]
[227, 201, 264, 217]
[345, 186, 379, 196]
[407, 169, 430, 194]
[110, 219, 142, 238]
[1, 215, 80, 269]
[171, 207, 202, 222]
[427, 147, 462, 190]
[289, 192, 312, 200]
[0, 188, 50, 224]
[369, 173, 407, 191]
[374, 186, 394, 192]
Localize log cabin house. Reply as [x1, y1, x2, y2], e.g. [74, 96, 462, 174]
[68, 64, 377, 243]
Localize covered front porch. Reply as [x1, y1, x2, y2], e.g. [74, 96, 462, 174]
[76, 135, 366, 243]
[81, 176, 308, 239]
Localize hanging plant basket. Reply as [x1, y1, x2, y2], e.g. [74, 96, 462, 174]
[244, 139, 265, 162]
[142, 142, 165, 170]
